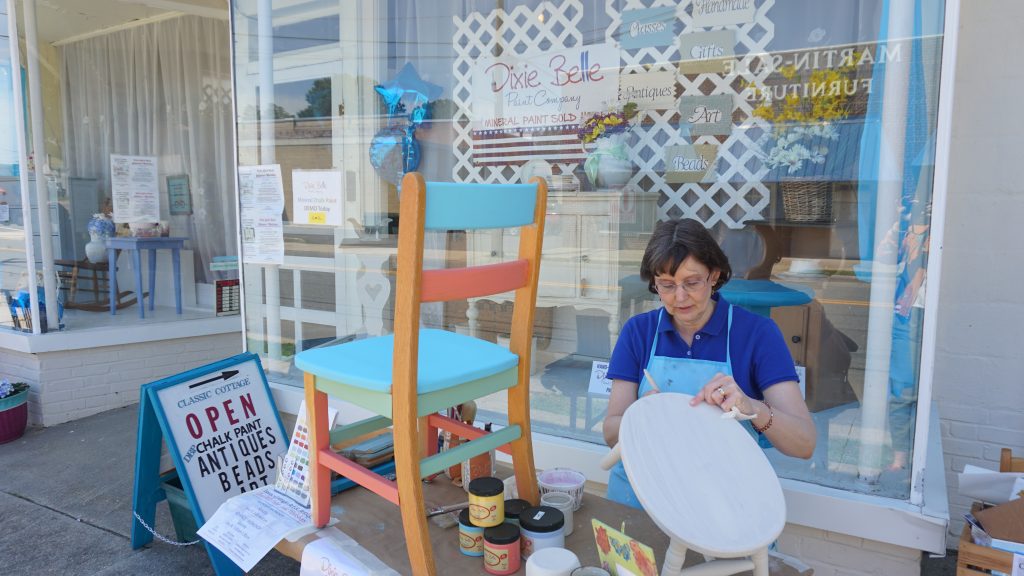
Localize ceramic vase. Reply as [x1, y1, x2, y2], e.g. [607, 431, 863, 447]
[85, 214, 115, 263]
[583, 132, 633, 190]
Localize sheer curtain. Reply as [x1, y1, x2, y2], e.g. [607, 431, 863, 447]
[60, 15, 234, 283]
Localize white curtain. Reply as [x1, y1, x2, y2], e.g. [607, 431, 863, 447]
[61, 15, 234, 283]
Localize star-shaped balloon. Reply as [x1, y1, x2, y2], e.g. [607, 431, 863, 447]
[374, 62, 443, 121]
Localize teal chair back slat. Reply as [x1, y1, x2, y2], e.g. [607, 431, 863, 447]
[424, 182, 538, 230]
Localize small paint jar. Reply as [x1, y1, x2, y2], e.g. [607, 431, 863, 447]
[458, 508, 485, 557]
[468, 476, 505, 527]
[483, 522, 521, 575]
[540, 491, 575, 536]
[504, 498, 531, 526]
[518, 506, 565, 557]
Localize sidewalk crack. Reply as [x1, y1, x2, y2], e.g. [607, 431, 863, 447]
[3, 490, 130, 541]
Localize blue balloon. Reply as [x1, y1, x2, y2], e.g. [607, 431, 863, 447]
[369, 126, 421, 186]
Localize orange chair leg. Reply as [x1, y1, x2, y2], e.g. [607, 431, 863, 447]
[508, 378, 540, 505]
[393, 411, 436, 576]
[304, 372, 332, 528]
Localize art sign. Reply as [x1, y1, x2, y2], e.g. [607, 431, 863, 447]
[678, 30, 736, 74]
[679, 94, 733, 136]
[471, 42, 620, 131]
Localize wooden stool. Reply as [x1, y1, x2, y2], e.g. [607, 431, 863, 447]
[603, 393, 786, 576]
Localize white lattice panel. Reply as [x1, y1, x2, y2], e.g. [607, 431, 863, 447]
[607, 0, 775, 228]
[452, 2, 585, 185]
[453, 0, 774, 227]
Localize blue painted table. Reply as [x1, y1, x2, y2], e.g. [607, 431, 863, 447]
[106, 237, 187, 318]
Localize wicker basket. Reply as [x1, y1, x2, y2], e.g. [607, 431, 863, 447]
[781, 180, 832, 223]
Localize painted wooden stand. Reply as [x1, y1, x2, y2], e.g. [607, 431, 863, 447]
[602, 393, 786, 576]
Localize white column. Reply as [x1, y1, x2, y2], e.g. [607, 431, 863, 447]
[257, 0, 281, 360]
[857, 2, 915, 483]
[6, 0, 39, 333]
[21, 0, 57, 330]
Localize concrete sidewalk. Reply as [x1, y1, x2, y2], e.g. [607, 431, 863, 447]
[0, 405, 298, 576]
[0, 405, 958, 576]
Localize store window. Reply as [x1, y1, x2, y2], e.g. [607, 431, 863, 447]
[232, 0, 946, 500]
[1, 11, 238, 333]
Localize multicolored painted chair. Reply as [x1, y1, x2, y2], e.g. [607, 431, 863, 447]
[295, 172, 547, 576]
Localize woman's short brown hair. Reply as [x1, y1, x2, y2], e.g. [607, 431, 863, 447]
[640, 219, 732, 294]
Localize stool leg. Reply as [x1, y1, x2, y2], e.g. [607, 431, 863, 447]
[662, 538, 688, 576]
[751, 547, 769, 576]
[304, 373, 331, 528]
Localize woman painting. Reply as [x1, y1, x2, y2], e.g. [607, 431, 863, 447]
[603, 219, 816, 508]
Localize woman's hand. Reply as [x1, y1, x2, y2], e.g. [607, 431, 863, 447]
[689, 372, 755, 415]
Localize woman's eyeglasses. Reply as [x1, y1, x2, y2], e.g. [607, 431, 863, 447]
[654, 273, 711, 295]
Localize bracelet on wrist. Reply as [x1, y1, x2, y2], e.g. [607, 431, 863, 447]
[752, 399, 773, 434]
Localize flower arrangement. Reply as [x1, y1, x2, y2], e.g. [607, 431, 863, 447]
[87, 213, 115, 237]
[749, 55, 860, 174]
[578, 102, 638, 144]
[0, 379, 29, 400]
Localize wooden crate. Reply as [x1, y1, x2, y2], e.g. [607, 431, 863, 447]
[956, 503, 1014, 575]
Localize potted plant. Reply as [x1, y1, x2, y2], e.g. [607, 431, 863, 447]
[0, 378, 30, 444]
[749, 56, 859, 222]
[579, 102, 639, 190]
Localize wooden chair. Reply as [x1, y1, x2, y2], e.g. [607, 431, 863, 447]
[295, 172, 547, 576]
[1000, 448, 1024, 473]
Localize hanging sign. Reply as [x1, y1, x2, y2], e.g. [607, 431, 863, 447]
[239, 164, 285, 265]
[110, 154, 160, 223]
[679, 94, 734, 136]
[471, 42, 620, 131]
[617, 7, 676, 50]
[131, 352, 288, 576]
[619, 70, 677, 110]
[665, 144, 718, 183]
[167, 174, 193, 215]
[292, 170, 343, 226]
[691, 0, 756, 28]
[678, 30, 736, 74]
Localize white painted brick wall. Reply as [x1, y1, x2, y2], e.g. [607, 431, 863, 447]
[932, 0, 1024, 550]
[776, 524, 920, 576]
[0, 333, 242, 427]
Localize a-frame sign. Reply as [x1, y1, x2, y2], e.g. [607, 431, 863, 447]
[131, 352, 288, 575]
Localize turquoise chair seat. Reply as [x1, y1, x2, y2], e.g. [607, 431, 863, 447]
[296, 329, 518, 394]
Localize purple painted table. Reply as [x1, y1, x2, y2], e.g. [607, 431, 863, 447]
[106, 237, 187, 318]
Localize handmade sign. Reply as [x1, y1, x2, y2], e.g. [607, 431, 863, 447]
[691, 0, 756, 28]
[131, 352, 288, 576]
[678, 30, 736, 75]
[592, 519, 658, 576]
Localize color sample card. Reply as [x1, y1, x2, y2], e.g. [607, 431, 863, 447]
[275, 400, 338, 506]
[678, 30, 736, 74]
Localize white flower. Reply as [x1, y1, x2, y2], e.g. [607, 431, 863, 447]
[760, 123, 836, 173]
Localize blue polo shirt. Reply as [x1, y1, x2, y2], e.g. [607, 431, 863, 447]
[607, 294, 798, 400]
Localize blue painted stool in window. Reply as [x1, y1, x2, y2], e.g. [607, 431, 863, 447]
[718, 278, 813, 317]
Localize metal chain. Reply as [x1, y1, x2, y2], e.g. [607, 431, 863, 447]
[132, 511, 201, 546]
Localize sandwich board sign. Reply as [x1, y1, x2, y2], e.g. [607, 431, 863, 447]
[131, 352, 288, 575]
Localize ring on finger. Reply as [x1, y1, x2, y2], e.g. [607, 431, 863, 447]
[717, 386, 726, 398]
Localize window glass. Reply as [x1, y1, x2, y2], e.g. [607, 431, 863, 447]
[6, 12, 239, 332]
[232, 0, 946, 500]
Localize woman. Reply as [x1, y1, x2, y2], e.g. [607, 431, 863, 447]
[603, 219, 816, 508]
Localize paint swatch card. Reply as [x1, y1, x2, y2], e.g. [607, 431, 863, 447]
[276, 400, 338, 506]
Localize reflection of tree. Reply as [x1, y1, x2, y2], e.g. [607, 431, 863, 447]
[297, 78, 332, 118]
[239, 104, 294, 120]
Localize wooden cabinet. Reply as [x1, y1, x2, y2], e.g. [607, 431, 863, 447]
[466, 187, 655, 354]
